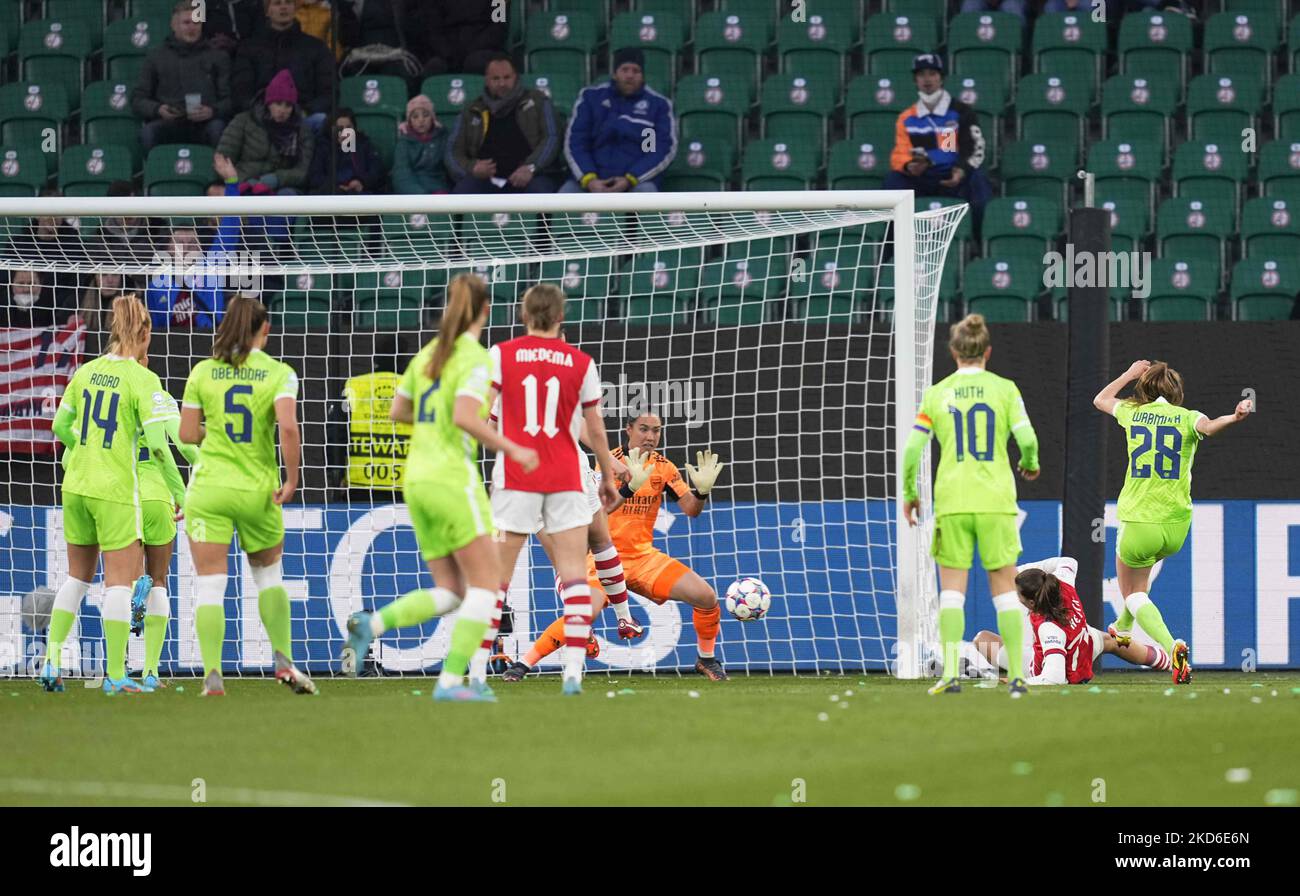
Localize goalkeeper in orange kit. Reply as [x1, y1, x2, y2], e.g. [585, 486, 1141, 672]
[503, 413, 729, 681]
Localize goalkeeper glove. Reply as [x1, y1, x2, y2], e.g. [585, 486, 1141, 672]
[685, 450, 724, 498]
[621, 447, 653, 496]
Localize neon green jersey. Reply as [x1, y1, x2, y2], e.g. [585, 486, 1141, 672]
[182, 349, 298, 493]
[1113, 397, 1205, 523]
[58, 355, 174, 503]
[396, 333, 493, 488]
[914, 368, 1037, 516]
[137, 393, 181, 503]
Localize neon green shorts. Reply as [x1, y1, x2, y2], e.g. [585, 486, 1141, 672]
[405, 479, 493, 561]
[1117, 519, 1190, 569]
[932, 513, 1022, 571]
[141, 499, 177, 546]
[185, 485, 284, 554]
[63, 493, 141, 552]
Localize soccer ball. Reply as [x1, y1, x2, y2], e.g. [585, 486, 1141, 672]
[725, 577, 771, 621]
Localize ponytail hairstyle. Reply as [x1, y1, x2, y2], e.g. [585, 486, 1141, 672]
[949, 312, 990, 361]
[106, 293, 150, 358]
[427, 273, 490, 381]
[521, 282, 566, 333]
[1129, 361, 1184, 407]
[1014, 568, 1068, 627]
[212, 293, 269, 368]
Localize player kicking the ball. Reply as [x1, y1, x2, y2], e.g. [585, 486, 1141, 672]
[503, 413, 728, 682]
[1093, 360, 1251, 684]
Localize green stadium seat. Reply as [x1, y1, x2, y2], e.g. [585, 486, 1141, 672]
[1225, 0, 1286, 21]
[631, 0, 697, 27]
[1273, 73, 1300, 141]
[362, 117, 399, 172]
[698, 241, 790, 325]
[1015, 71, 1093, 146]
[609, 10, 685, 90]
[951, 73, 1007, 161]
[775, 12, 852, 90]
[884, 0, 947, 40]
[291, 222, 368, 266]
[1257, 139, 1300, 200]
[961, 257, 1041, 321]
[742, 137, 820, 191]
[103, 15, 165, 84]
[1241, 196, 1300, 258]
[714, 0, 777, 19]
[1101, 74, 1178, 154]
[1142, 258, 1219, 321]
[128, 0, 182, 19]
[0, 142, 46, 197]
[1032, 11, 1107, 91]
[19, 20, 93, 108]
[461, 211, 540, 259]
[1185, 73, 1262, 143]
[664, 135, 735, 190]
[917, 195, 974, 250]
[0, 82, 69, 172]
[270, 273, 336, 330]
[527, 11, 599, 84]
[1095, 197, 1150, 254]
[999, 139, 1076, 207]
[536, 256, 618, 323]
[341, 75, 408, 120]
[787, 244, 877, 323]
[675, 73, 750, 147]
[1230, 257, 1299, 319]
[44, 1, 104, 46]
[949, 11, 1024, 97]
[1203, 11, 1279, 86]
[1289, 13, 1300, 72]
[524, 72, 582, 117]
[1118, 9, 1193, 97]
[381, 213, 453, 260]
[622, 248, 702, 325]
[695, 10, 769, 96]
[1171, 139, 1248, 217]
[58, 144, 132, 197]
[1089, 138, 1164, 220]
[1157, 197, 1235, 275]
[826, 139, 888, 190]
[981, 196, 1061, 260]
[547, 209, 628, 250]
[81, 80, 139, 167]
[550, 1, 609, 39]
[862, 13, 937, 80]
[351, 269, 431, 331]
[844, 74, 909, 146]
[420, 75, 485, 121]
[760, 73, 835, 151]
[144, 143, 214, 196]
[803, 0, 867, 44]
[0, 2, 17, 56]
[446, 262, 532, 321]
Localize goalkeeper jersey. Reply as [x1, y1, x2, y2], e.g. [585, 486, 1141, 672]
[1113, 397, 1205, 523]
[396, 333, 493, 489]
[914, 367, 1036, 516]
[137, 393, 182, 503]
[58, 355, 175, 503]
[183, 349, 299, 493]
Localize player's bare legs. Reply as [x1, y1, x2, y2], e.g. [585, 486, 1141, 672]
[985, 564, 1027, 695]
[140, 542, 175, 687]
[929, 566, 969, 694]
[42, 543, 103, 691]
[1115, 556, 1188, 682]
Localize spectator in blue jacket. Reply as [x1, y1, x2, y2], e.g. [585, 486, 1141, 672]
[560, 47, 676, 194]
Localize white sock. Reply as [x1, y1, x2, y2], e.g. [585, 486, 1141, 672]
[146, 586, 169, 618]
[250, 560, 283, 594]
[1125, 591, 1151, 617]
[939, 589, 966, 610]
[561, 582, 593, 682]
[468, 592, 505, 685]
[102, 586, 131, 624]
[437, 587, 495, 690]
[195, 574, 227, 608]
[591, 543, 629, 623]
[959, 641, 998, 678]
[54, 577, 91, 615]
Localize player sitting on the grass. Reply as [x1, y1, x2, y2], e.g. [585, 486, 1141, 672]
[1093, 360, 1252, 684]
[341, 274, 539, 702]
[967, 557, 1172, 685]
[45, 295, 187, 695]
[503, 413, 728, 681]
[180, 294, 314, 697]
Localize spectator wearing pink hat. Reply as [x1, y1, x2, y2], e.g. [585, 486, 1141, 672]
[215, 68, 315, 196]
[392, 94, 451, 195]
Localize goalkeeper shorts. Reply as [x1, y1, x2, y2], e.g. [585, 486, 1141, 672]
[141, 499, 177, 547]
[932, 513, 1021, 571]
[185, 485, 284, 554]
[62, 493, 141, 552]
[588, 549, 689, 605]
[1116, 519, 1190, 569]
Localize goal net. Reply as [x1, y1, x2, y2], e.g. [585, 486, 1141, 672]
[0, 191, 964, 680]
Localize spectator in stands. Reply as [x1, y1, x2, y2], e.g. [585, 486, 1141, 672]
[886, 54, 992, 224]
[392, 95, 451, 194]
[202, 0, 262, 54]
[560, 48, 676, 194]
[89, 182, 155, 267]
[132, 0, 232, 152]
[336, 0, 422, 84]
[216, 69, 315, 196]
[79, 273, 129, 336]
[958, 0, 1026, 22]
[145, 185, 241, 330]
[2, 271, 73, 330]
[297, 0, 360, 62]
[232, 0, 335, 131]
[447, 54, 560, 195]
[309, 108, 387, 194]
[408, 0, 508, 78]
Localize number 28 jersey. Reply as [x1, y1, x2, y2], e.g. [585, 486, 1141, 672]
[490, 335, 601, 494]
[182, 349, 299, 493]
[1113, 396, 1204, 523]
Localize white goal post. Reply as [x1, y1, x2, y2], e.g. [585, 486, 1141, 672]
[0, 191, 965, 679]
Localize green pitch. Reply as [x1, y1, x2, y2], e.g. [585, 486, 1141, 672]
[2, 672, 1298, 807]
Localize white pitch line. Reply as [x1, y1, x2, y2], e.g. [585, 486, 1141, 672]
[0, 778, 409, 807]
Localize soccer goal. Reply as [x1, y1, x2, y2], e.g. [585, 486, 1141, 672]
[0, 191, 964, 680]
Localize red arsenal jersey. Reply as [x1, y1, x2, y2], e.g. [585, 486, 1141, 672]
[1029, 559, 1096, 684]
[490, 335, 601, 493]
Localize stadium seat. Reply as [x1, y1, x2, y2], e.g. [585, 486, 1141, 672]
[844, 74, 910, 146]
[446, 262, 532, 321]
[787, 244, 877, 323]
[420, 75, 485, 121]
[1257, 139, 1300, 200]
[523, 73, 582, 118]
[664, 135, 736, 190]
[1142, 258, 1220, 321]
[81, 81, 140, 168]
[917, 195, 974, 250]
[1088, 139, 1164, 221]
[609, 10, 685, 90]
[536, 256, 618, 323]
[961, 257, 1041, 322]
[1230, 256, 1300, 319]
[381, 212, 453, 259]
[1185, 73, 1262, 143]
[775, 13, 852, 90]
[949, 11, 1024, 97]
[269, 273, 336, 331]
[291, 222, 368, 266]
[1289, 13, 1300, 72]
[1118, 9, 1193, 97]
[631, 0, 697, 28]
[1101, 74, 1178, 155]
[695, 10, 770, 97]
[1094, 197, 1150, 254]
[1015, 71, 1093, 146]
[861, 13, 937, 81]
[1226, 0, 1286, 21]
[461, 212, 540, 259]
[1172, 139, 1248, 218]
[1203, 11, 1279, 86]
[760, 74, 835, 152]
[19, 20, 93, 108]
[526, 11, 599, 84]
[742, 138, 820, 191]
[103, 14, 164, 84]
[0, 142, 46, 197]
[1241, 196, 1300, 258]
[622, 248, 702, 324]
[144, 143, 215, 196]
[128, 0, 182, 19]
[341, 75, 408, 122]
[351, 269, 431, 331]
[361, 117, 399, 172]
[950, 73, 1007, 161]
[698, 241, 790, 325]
[1273, 74, 1300, 141]
[884, 0, 948, 41]
[548, 209, 628, 251]
[58, 144, 132, 197]
[1032, 11, 1107, 92]
[826, 139, 888, 190]
[981, 196, 1061, 261]
[0, 82, 69, 173]
[1157, 197, 1235, 276]
[999, 139, 1076, 207]
[675, 73, 750, 148]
